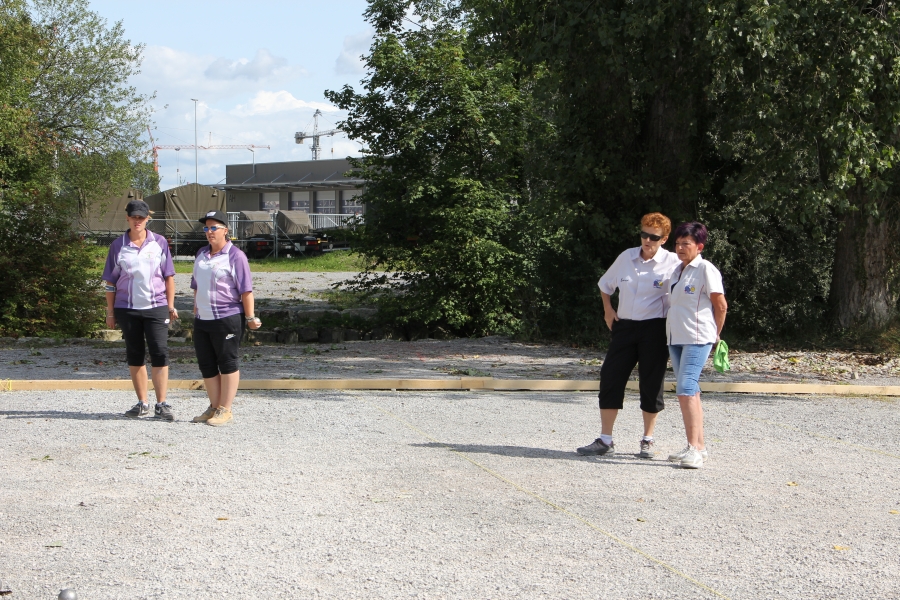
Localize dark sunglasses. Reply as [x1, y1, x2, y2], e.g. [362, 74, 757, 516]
[203, 226, 224, 232]
[640, 231, 662, 242]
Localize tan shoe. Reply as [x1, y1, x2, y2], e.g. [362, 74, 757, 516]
[191, 405, 216, 423]
[206, 407, 233, 427]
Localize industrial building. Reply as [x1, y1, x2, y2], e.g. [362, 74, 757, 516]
[218, 158, 364, 217]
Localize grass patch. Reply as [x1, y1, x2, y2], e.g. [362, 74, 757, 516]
[309, 289, 375, 310]
[171, 251, 371, 274]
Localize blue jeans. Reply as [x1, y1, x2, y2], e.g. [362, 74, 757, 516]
[668, 344, 713, 396]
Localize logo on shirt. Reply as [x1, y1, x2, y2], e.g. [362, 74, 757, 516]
[653, 279, 663, 289]
[684, 284, 696, 295]
[620, 277, 632, 282]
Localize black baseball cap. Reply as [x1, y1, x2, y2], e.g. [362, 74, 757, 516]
[125, 200, 150, 217]
[199, 210, 228, 226]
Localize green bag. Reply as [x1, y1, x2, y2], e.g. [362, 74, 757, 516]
[713, 340, 730, 373]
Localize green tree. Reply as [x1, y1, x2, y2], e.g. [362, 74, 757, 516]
[706, 0, 900, 330]
[0, 0, 152, 337]
[326, 0, 539, 336]
[486, 0, 900, 338]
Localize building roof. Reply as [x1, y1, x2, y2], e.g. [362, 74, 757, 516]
[220, 158, 364, 191]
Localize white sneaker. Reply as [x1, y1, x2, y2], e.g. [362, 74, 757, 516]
[679, 446, 705, 469]
[668, 445, 708, 462]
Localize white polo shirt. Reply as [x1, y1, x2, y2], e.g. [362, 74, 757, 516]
[597, 247, 682, 321]
[666, 254, 725, 345]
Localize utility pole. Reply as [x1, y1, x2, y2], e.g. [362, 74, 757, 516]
[191, 99, 199, 183]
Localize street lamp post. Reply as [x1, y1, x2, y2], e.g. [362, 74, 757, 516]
[191, 98, 199, 183]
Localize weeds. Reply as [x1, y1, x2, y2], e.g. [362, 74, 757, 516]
[172, 252, 372, 274]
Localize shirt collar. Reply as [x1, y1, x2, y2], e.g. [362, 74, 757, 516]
[125, 229, 154, 248]
[207, 240, 232, 258]
[686, 253, 703, 268]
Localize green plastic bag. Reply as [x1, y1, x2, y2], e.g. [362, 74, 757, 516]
[713, 340, 730, 373]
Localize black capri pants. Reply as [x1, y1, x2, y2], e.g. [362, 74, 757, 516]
[193, 314, 245, 379]
[114, 306, 170, 368]
[598, 318, 668, 413]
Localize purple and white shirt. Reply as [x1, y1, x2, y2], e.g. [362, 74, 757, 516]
[101, 230, 175, 310]
[190, 241, 253, 320]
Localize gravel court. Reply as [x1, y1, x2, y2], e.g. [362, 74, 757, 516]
[0, 391, 898, 599]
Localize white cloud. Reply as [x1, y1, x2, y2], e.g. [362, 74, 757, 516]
[136, 46, 307, 101]
[205, 49, 294, 81]
[335, 30, 373, 75]
[133, 47, 359, 187]
[232, 91, 336, 117]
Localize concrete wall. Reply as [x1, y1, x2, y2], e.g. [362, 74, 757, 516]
[228, 192, 259, 213]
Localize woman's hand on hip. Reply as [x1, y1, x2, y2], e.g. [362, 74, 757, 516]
[604, 310, 619, 331]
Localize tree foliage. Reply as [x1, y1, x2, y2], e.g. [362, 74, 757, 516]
[335, 0, 900, 341]
[326, 1, 539, 336]
[0, 0, 152, 337]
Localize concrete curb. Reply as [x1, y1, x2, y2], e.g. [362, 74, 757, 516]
[1, 378, 899, 395]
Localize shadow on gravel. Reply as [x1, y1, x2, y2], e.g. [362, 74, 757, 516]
[411, 442, 674, 466]
[713, 394, 804, 405]
[0, 409, 151, 421]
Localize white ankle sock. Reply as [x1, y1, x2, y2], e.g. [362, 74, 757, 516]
[642, 436, 654, 442]
[599, 434, 613, 445]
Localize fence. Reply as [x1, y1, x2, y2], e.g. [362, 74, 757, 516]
[81, 212, 361, 258]
[309, 213, 361, 230]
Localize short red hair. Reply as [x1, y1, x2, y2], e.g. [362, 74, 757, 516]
[641, 212, 671, 237]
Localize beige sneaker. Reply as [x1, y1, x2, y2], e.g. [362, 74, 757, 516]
[206, 407, 233, 427]
[191, 405, 217, 423]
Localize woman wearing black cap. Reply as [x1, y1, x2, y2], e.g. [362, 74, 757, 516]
[101, 200, 179, 420]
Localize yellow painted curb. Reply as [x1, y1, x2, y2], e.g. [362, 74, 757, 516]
[1, 378, 899, 395]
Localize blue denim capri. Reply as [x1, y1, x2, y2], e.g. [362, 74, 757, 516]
[668, 343, 714, 396]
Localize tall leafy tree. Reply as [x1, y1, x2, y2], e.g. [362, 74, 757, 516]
[29, 0, 153, 211]
[706, 0, 900, 330]
[0, 0, 153, 336]
[327, 0, 539, 335]
[486, 0, 900, 337]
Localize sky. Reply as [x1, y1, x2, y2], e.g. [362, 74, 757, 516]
[87, 0, 373, 188]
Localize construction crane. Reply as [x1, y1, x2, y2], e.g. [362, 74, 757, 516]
[294, 109, 342, 160]
[147, 126, 270, 174]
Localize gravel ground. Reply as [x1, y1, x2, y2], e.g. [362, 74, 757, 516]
[1, 390, 899, 599]
[172, 272, 358, 309]
[2, 336, 898, 387]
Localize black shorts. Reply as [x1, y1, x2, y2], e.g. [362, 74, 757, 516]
[193, 314, 245, 378]
[114, 306, 170, 368]
[598, 318, 668, 413]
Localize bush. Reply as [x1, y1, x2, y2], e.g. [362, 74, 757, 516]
[0, 191, 103, 337]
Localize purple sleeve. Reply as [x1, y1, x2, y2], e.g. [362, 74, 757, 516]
[159, 237, 175, 278]
[100, 237, 123, 283]
[230, 248, 253, 294]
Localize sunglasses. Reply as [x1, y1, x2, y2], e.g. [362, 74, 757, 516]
[640, 231, 663, 242]
[203, 226, 224, 232]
